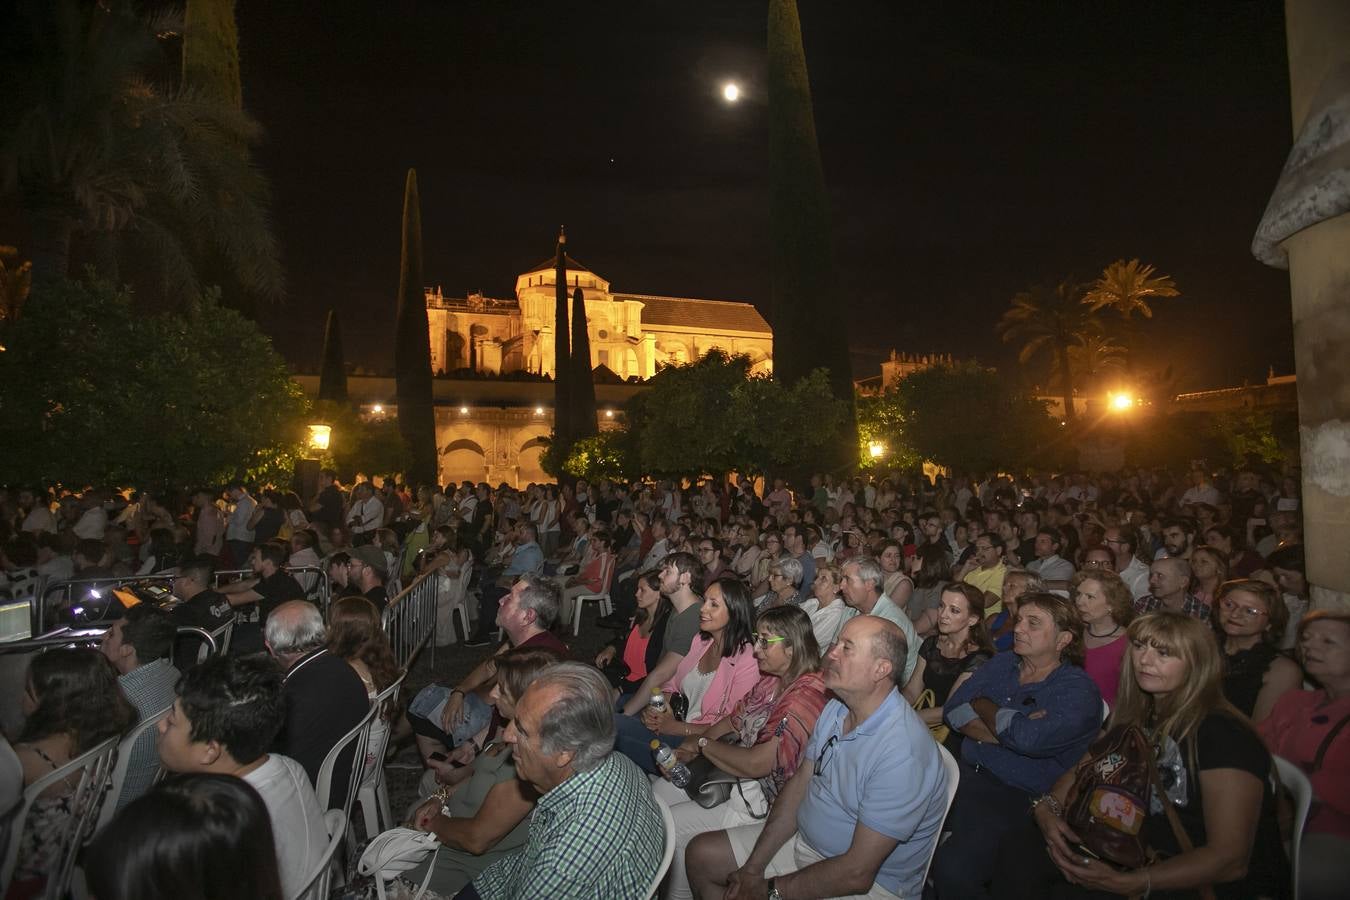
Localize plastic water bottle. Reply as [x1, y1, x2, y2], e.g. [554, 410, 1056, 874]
[648, 690, 668, 715]
[650, 740, 692, 788]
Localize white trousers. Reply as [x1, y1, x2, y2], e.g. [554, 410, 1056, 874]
[652, 775, 768, 900]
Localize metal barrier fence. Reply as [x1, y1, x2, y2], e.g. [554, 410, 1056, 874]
[381, 569, 439, 671]
[28, 566, 331, 638]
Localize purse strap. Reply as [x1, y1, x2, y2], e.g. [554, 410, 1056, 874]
[1145, 744, 1216, 900]
[1312, 712, 1350, 773]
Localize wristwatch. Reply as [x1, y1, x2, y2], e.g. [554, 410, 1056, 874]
[767, 877, 783, 900]
[697, 736, 709, 750]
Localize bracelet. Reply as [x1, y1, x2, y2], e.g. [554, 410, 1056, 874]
[1030, 793, 1064, 818]
[450, 689, 464, 697]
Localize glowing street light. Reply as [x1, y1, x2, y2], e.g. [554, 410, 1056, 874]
[605, 409, 614, 418]
[534, 406, 544, 415]
[459, 406, 469, 415]
[371, 403, 384, 414]
[307, 424, 332, 451]
[868, 440, 886, 459]
[722, 82, 741, 103]
[1108, 392, 1134, 412]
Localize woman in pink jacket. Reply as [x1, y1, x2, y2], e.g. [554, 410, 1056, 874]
[615, 576, 759, 772]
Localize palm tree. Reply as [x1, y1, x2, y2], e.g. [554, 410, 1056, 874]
[1050, 328, 1127, 397]
[998, 278, 1100, 424]
[1, 0, 282, 304]
[0, 247, 33, 325]
[1083, 259, 1179, 319]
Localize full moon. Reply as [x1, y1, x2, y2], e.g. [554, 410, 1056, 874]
[722, 82, 740, 103]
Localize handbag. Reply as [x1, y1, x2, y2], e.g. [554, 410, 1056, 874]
[357, 827, 441, 900]
[1064, 724, 1217, 900]
[911, 688, 951, 743]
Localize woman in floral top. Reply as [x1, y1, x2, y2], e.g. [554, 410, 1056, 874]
[655, 605, 830, 900]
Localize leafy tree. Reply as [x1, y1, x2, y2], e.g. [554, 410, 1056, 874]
[855, 389, 921, 472]
[624, 351, 847, 479]
[997, 278, 1099, 424]
[0, 276, 308, 488]
[393, 169, 437, 487]
[183, 0, 243, 111]
[570, 286, 597, 440]
[890, 362, 1064, 473]
[558, 431, 636, 482]
[309, 400, 410, 481]
[1050, 328, 1127, 398]
[1083, 258, 1180, 320]
[317, 308, 348, 403]
[767, 0, 856, 464]
[1, 0, 282, 303]
[1207, 410, 1293, 468]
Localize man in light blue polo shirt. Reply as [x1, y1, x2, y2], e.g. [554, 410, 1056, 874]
[687, 615, 949, 899]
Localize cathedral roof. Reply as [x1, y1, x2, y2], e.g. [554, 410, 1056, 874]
[615, 294, 771, 335]
[523, 253, 591, 274]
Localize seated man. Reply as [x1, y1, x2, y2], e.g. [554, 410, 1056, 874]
[218, 541, 305, 653]
[408, 573, 567, 779]
[465, 522, 544, 647]
[265, 599, 370, 793]
[457, 662, 665, 899]
[168, 556, 235, 633]
[156, 653, 327, 899]
[687, 615, 949, 900]
[100, 603, 179, 811]
[346, 543, 389, 609]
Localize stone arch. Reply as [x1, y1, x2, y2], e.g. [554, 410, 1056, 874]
[518, 435, 549, 485]
[441, 438, 487, 486]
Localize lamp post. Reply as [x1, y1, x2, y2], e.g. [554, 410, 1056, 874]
[295, 423, 332, 507]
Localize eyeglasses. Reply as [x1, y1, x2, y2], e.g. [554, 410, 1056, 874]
[814, 734, 839, 776]
[752, 633, 786, 648]
[699, 547, 717, 554]
[1220, 599, 1268, 618]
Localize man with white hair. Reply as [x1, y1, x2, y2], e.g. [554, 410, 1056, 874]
[1134, 557, 1208, 620]
[839, 556, 919, 682]
[462, 662, 665, 899]
[266, 599, 369, 791]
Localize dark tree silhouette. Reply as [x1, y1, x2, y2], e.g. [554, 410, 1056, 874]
[393, 169, 437, 486]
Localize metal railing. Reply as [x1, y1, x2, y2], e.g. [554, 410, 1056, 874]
[27, 566, 331, 638]
[381, 568, 439, 671]
[0, 625, 216, 659]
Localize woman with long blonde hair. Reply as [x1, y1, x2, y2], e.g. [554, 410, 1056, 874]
[998, 612, 1288, 899]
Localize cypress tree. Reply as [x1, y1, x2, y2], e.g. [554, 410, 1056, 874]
[317, 308, 348, 403]
[393, 169, 437, 487]
[552, 227, 571, 445]
[570, 286, 598, 439]
[183, 0, 243, 111]
[768, 0, 856, 462]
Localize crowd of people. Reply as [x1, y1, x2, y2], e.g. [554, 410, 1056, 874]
[0, 463, 1345, 899]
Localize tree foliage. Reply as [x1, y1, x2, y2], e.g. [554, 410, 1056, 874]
[557, 431, 636, 483]
[887, 362, 1065, 473]
[1, 0, 283, 305]
[997, 278, 1099, 424]
[552, 229, 571, 446]
[309, 400, 410, 482]
[623, 351, 848, 479]
[569, 286, 597, 441]
[1083, 258, 1180, 320]
[0, 277, 308, 488]
[393, 169, 437, 486]
[318, 308, 348, 403]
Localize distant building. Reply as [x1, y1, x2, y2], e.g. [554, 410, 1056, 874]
[425, 254, 772, 380]
[855, 350, 956, 395]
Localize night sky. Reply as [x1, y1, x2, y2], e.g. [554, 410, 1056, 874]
[239, 1, 1294, 391]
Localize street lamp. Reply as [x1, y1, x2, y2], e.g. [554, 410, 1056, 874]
[307, 423, 332, 451]
[1108, 392, 1134, 412]
[868, 440, 886, 459]
[371, 403, 384, 414]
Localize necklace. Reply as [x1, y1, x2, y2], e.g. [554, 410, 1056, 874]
[1088, 623, 1122, 639]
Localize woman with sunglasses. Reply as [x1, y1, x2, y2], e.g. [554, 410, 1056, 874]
[655, 605, 829, 900]
[1217, 579, 1301, 722]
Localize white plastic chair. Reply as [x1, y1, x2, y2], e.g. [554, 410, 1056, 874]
[1273, 755, 1313, 899]
[0, 735, 119, 900]
[196, 616, 236, 663]
[921, 743, 962, 888]
[571, 554, 617, 636]
[353, 671, 408, 839]
[295, 808, 347, 900]
[643, 791, 677, 900]
[1102, 699, 1111, 725]
[316, 703, 378, 841]
[95, 703, 173, 830]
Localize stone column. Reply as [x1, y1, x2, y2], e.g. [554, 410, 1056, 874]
[1253, 0, 1350, 610]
